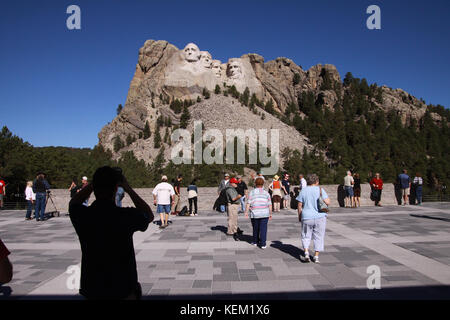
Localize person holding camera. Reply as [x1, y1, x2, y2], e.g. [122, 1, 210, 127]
[32, 173, 50, 222]
[69, 166, 153, 300]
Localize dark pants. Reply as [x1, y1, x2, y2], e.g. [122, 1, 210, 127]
[251, 217, 269, 247]
[415, 186, 422, 204]
[35, 192, 47, 220]
[374, 189, 382, 205]
[26, 200, 34, 219]
[188, 197, 198, 214]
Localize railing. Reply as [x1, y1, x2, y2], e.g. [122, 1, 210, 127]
[423, 194, 450, 202]
[1, 202, 27, 210]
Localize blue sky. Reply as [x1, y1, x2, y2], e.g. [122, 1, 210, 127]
[1, 0, 449, 148]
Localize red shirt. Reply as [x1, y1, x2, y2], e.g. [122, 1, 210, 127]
[0, 239, 10, 260]
[370, 178, 383, 190]
[0, 180, 5, 194]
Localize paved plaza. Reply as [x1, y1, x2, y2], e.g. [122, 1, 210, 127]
[0, 203, 450, 300]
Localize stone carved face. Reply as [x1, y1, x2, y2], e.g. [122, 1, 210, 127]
[227, 59, 243, 79]
[183, 43, 200, 62]
[199, 51, 212, 69]
[211, 60, 222, 77]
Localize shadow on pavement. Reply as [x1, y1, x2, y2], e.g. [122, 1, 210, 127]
[410, 214, 450, 222]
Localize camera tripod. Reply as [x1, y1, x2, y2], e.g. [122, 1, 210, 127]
[45, 191, 60, 217]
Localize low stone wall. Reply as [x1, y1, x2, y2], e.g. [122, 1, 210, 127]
[48, 184, 398, 214]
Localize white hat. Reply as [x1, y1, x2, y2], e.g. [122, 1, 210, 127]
[82, 176, 88, 181]
[161, 175, 168, 181]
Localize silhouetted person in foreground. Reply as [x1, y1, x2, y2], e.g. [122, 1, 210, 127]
[69, 166, 153, 300]
[0, 238, 13, 284]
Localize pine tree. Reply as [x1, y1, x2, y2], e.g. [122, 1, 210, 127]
[214, 84, 221, 94]
[143, 121, 151, 139]
[113, 136, 124, 152]
[154, 128, 162, 148]
[116, 104, 123, 115]
[180, 105, 190, 129]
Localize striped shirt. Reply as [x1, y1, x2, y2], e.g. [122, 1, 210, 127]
[413, 177, 423, 185]
[247, 188, 271, 219]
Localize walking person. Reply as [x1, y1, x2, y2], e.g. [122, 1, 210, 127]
[225, 178, 242, 241]
[296, 174, 330, 264]
[25, 181, 35, 220]
[370, 173, 383, 206]
[153, 175, 175, 229]
[236, 175, 248, 214]
[269, 175, 284, 212]
[0, 176, 6, 210]
[281, 173, 291, 210]
[398, 169, 411, 205]
[343, 171, 355, 208]
[413, 173, 423, 205]
[171, 174, 183, 215]
[32, 173, 50, 221]
[217, 173, 230, 213]
[69, 166, 153, 299]
[187, 179, 198, 216]
[353, 173, 361, 208]
[245, 177, 272, 249]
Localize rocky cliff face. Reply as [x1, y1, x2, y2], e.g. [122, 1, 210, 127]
[98, 39, 443, 165]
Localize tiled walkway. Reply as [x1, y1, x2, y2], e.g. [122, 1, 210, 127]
[1, 203, 449, 299]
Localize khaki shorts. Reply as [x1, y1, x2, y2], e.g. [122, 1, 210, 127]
[401, 188, 410, 196]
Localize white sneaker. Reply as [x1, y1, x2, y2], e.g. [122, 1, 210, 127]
[261, 245, 267, 249]
[313, 256, 320, 264]
[301, 252, 310, 262]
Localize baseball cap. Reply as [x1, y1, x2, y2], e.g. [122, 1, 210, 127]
[229, 178, 238, 184]
[162, 175, 168, 181]
[82, 176, 88, 181]
[224, 173, 230, 177]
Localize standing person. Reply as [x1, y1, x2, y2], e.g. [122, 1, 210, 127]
[187, 179, 198, 216]
[353, 173, 361, 208]
[32, 173, 50, 222]
[370, 173, 383, 206]
[0, 238, 13, 284]
[245, 177, 272, 249]
[398, 169, 411, 205]
[413, 173, 423, 205]
[217, 173, 230, 213]
[236, 175, 248, 214]
[298, 174, 307, 191]
[296, 174, 330, 264]
[281, 173, 291, 210]
[0, 176, 6, 210]
[69, 177, 80, 198]
[171, 174, 183, 215]
[343, 171, 355, 208]
[69, 166, 153, 299]
[153, 175, 175, 229]
[25, 181, 35, 220]
[79, 176, 90, 206]
[269, 175, 284, 212]
[225, 178, 242, 241]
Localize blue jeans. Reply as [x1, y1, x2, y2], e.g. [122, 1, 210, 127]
[26, 200, 34, 219]
[240, 196, 246, 212]
[35, 192, 47, 220]
[251, 217, 269, 247]
[415, 186, 422, 204]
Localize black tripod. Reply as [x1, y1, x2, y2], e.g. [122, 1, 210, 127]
[45, 191, 60, 217]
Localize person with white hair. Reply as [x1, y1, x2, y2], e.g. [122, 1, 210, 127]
[25, 181, 35, 220]
[153, 175, 175, 229]
[80, 176, 90, 207]
[343, 171, 354, 208]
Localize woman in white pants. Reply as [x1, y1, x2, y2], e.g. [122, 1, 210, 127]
[296, 174, 330, 263]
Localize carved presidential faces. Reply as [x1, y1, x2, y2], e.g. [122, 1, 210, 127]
[211, 60, 222, 78]
[227, 59, 243, 79]
[183, 43, 201, 62]
[199, 51, 212, 69]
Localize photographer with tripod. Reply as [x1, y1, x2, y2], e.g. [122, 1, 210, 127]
[32, 173, 50, 222]
[69, 166, 153, 300]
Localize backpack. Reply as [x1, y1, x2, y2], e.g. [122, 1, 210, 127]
[178, 205, 189, 216]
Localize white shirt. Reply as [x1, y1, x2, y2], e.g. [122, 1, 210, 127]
[344, 175, 354, 187]
[153, 182, 175, 205]
[25, 186, 36, 201]
[300, 178, 307, 190]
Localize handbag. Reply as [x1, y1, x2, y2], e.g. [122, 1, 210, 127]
[318, 187, 329, 213]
